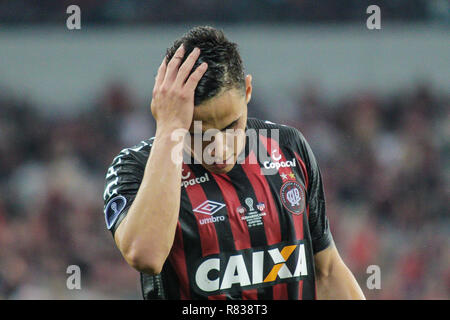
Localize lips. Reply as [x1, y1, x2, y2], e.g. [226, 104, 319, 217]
[211, 162, 228, 169]
[211, 155, 234, 169]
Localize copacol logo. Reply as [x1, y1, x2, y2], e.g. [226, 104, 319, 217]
[181, 169, 210, 188]
[194, 241, 308, 294]
[262, 149, 296, 175]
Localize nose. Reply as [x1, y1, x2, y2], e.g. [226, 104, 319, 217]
[210, 131, 232, 163]
[210, 131, 223, 159]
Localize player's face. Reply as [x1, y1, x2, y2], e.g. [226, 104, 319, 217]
[186, 76, 252, 174]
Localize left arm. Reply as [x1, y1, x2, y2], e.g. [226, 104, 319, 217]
[290, 127, 365, 300]
[314, 244, 366, 300]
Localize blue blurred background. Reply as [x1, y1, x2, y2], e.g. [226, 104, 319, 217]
[0, 0, 448, 299]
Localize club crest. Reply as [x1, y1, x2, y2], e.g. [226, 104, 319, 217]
[280, 181, 305, 215]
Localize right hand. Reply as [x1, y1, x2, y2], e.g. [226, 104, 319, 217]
[151, 44, 208, 133]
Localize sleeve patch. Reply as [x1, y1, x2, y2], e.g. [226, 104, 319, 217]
[104, 195, 127, 230]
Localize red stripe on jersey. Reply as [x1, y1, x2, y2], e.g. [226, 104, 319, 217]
[212, 173, 252, 250]
[275, 283, 288, 300]
[242, 289, 258, 300]
[294, 151, 310, 220]
[242, 150, 282, 245]
[294, 151, 309, 190]
[259, 135, 304, 241]
[168, 221, 190, 299]
[272, 284, 288, 300]
[208, 294, 227, 300]
[299, 279, 304, 300]
[182, 164, 220, 257]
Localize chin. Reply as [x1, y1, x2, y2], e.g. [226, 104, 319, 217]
[204, 162, 235, 174]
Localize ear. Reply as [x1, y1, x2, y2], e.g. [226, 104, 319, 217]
[245, 74, 253, 104]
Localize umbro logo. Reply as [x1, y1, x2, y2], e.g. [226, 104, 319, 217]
[193, 200, 226, 225]
[193, 200, 226, 216]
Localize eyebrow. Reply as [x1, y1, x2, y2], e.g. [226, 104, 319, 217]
[219, 116, 241, 132]
[189, 116, 242, 134]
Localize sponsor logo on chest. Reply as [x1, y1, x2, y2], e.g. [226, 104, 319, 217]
[181, 169, 210, 188]
[263, 150, 296, 171]
[194, 241, 308, 294]
[193, 200, 226, 225]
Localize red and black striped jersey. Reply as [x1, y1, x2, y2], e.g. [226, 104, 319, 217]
[103, 118, 333, 300]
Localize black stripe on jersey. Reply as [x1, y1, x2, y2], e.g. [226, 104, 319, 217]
[179, 186, 205, 300]
[160, 258, 179, 300]
[301, 265, 316, 300]
[226, 165, 273, 300]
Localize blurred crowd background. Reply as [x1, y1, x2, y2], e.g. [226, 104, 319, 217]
[0, 1, 448, 299]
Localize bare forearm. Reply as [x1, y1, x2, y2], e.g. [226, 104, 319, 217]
[115, 129, 183, 273]
[314, 245, 365, 300]
[316, 259, 365, 300]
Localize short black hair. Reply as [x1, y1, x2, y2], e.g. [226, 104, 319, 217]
[166, 26, 245, 106]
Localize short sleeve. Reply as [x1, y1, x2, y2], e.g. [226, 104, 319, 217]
[291, 128, 333, 254]
[103, 148, 146, 236]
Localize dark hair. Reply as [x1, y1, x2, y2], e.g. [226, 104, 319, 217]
[166, 26, 245, 106]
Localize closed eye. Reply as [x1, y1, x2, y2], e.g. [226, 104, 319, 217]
[220, 117, 241, 132]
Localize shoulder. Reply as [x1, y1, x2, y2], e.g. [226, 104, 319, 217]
[103, 137, 154, 200]
[247, 117, 307, 148]
[107, 137, 155, 171]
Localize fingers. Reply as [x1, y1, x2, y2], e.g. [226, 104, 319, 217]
[154, 56, 167, 92]
[155, 44, 207, 99]
[184, 62, 208, 93]
[163, 44, 185, 85]
[175, 47, 201, 87]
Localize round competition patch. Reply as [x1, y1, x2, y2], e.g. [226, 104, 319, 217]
[280, 181, 305, 215]
[104, 195, 127, 230]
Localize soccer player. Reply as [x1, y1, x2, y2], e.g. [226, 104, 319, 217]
[103, 26, 365, 300]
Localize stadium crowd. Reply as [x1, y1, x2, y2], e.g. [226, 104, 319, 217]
[0, 80, 448, 299]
